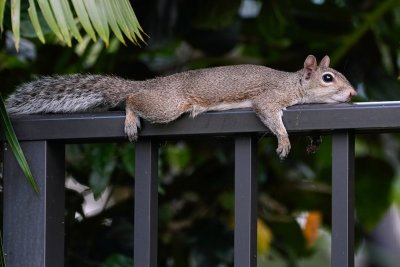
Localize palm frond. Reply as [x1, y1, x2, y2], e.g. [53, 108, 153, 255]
[84, 0, 110, 46]
[2, 0, 145, 50]
[37, 0, 65, 42]
[11, 0, 21, 51]
[0, 0, 6, 32]
[28, 0, 45, 43]
[71, 0, 97, 41]
[0, 95, 39, 193]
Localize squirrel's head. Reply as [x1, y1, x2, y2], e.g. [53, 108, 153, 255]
[300, 55, 357, 103]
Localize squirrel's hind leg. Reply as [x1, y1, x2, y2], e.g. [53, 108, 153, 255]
[125, 96, 141, 142]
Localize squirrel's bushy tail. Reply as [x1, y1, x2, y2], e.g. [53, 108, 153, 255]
[6, 74, 128, 114]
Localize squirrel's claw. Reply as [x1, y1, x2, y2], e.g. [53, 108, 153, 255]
[276, 137, 291, 159]
[125, 108, 140, 142]
[125, 124, 138, 142]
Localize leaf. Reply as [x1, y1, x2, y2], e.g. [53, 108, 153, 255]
[28, 0, 45, 43]
[257, 218, 273, 254]
[84, 0, 109, 46]
[165, 143, 191, 173]
[0, 0, 6, 32]
[0, 94, 38, 193]
[88, 144, 117, 198]
[355, 156, 395, 231]
[109, 0, 135, 43]
[48, 0, 72, 46]
[71, 0, 97, 42]
[119, 0, 146, 45]
[11, 0, 21, 51]
[37, 0, 64, 42]
[331, 0, 398, 65]
[59, 0, 82, 43]
[103, 0, 126, 45]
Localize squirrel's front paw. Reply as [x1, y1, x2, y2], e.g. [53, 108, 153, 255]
[276, 138, 291, 159]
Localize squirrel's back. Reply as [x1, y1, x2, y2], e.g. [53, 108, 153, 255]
[6, 74, 134, 114]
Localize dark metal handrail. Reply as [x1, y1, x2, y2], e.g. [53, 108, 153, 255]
[4, 101, 399, 267]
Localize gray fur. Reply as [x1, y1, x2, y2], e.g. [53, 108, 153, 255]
[6, 55, 356, 158]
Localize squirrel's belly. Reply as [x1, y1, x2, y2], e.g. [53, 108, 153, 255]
[190, 100, 252, 117]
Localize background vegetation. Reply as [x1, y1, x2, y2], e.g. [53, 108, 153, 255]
[1, 0, 400, 266]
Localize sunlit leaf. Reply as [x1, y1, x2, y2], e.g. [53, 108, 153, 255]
[0, 94, 38, 193]
[5, 0, 145, 48]
[0, 0, 6, 32]
[109, 0, 135, 43]
[59, 0, 82, 43]
[28, 0, 45, 43]
[11, 0, 21, 51]
[257, 218, 272, 254]
[104, 0, 126, 45]
[84, 0, 109, 46]
[120, 0, 146, 45]
[37, 0, 64, 42]
[49, 0, 71, 46]
[71, 0, 97, 42]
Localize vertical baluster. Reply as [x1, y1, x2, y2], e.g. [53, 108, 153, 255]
[3, 141, 65, 267]
[134, 139, 158, 267]
[332, 131, 355, 267]
[234, 136, 257, 267]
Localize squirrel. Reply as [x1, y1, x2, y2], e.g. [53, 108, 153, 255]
[6, 55, 356, 159]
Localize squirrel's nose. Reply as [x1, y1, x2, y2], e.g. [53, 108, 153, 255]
[349, 88, 357, 97]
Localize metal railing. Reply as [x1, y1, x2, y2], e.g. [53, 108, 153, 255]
[3, 101, 400, 267]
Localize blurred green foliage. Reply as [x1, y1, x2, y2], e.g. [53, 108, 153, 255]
[2, 0, 400, 266]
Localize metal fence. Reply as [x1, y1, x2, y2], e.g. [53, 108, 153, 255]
[3, 101, 400, 267]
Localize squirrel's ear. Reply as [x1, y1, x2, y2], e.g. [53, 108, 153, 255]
[304, 55, 317, 80]
[320, 55, 330, 68]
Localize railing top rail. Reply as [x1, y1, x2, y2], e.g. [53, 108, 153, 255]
[4, 102, 400, 142]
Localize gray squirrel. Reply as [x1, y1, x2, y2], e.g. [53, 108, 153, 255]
[6, 55, 356, 158]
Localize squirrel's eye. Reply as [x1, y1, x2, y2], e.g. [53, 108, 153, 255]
[322, 73, 334, 83]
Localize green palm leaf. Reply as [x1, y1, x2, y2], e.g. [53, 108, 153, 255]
[120, 0, 146, 45]
[37, 0, 65, 42]
[28, 0, 45, 43]
[71, 0, 97, 41]
[84, 0, 110, 46]
[104, 0, 126, 45]
[59, 0, 83, 43]
[0, 0, 6, 32]
[49, 0, 72, 46]
[4, 0, 146, 49]
[0, 95, 39, 193]
[109, 0, 137, 44]
[11, 0, 21, 51]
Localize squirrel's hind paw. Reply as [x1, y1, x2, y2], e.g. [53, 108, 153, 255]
[276, 138, 291, 160]
[125, 123, 139, 142]
[124, 112, 140, 142]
